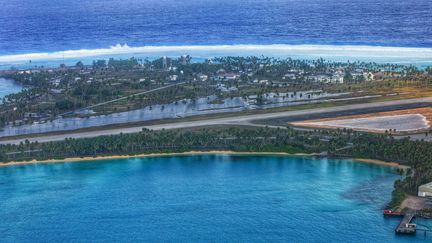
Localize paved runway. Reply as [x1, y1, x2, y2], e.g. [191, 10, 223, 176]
[1, 97, 431, 145]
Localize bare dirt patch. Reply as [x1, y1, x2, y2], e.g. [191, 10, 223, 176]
[400, 195, 426, 211]
[291, 107, 432, 134]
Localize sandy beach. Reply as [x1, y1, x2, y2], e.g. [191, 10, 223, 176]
[0, 151, 301, 167]
[0, 151, 408, 169]
[353, 158, 409, 169]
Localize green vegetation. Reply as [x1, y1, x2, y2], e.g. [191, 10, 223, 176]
[1, 124, 431, 208]
[388, 186, 408, 209]
[0, 126, 324, 162]
[1, 55, 432, 209]
[347, 135, 432, 190]
[335, 132, 432, 209]
[1, 56, 431, 127]
[0, 126, 427, 178]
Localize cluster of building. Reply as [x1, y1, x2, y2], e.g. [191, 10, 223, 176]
[204, 66, 407, 85]
[282, 68, 376, 84]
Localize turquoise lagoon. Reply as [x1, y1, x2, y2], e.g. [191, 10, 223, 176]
[1, 154, 430, 242]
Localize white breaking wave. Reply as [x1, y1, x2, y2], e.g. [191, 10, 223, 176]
[1, 44, 432, 63]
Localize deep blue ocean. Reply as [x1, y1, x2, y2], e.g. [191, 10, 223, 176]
[1, 2, 432, 241]
[1, 0, 432, 54]
[1, 155, 430, 242]
[0, 0, 432, 68]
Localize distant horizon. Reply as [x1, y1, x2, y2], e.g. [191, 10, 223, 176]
[2, 0, 432, 242]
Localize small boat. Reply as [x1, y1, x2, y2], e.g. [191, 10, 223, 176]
[383, 209, 404, 217]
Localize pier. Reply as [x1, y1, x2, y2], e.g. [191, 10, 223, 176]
[395, 209, 416, 234]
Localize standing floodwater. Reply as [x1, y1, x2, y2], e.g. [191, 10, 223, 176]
[0, 155, 428, 242]
[0, 78, 22, 100]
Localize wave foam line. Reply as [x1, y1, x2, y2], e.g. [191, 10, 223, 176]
[1, 44, 432, 63]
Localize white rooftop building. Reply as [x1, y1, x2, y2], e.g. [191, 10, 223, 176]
[418, 182, 432, 197]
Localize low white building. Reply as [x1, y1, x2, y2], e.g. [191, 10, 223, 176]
[283, 73, 297, 80]
[169, 75, 179, 82]
[365, 72, 375, 81]
[199, 74, 208, 81]
[214, 71, 240, 81]
[418, 182, 432, 197]
[328, 74, 343, 84]
[223, 73, 239, 80]
[50, 78, 61, 86]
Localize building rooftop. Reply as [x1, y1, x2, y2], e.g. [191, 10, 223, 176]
[419, 182, 432, 192]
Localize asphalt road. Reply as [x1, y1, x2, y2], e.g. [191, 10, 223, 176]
[1, 97, 432, 145]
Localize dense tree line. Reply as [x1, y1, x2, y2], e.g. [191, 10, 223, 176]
[1, 126, 431, 208]
[0, 127, 328, 162]
[342, 134, 432, 208]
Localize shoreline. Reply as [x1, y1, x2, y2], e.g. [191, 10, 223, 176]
[0, 151, 409, 169]
[2, 44, 432, 63]
[352, 158, 409, 169]
[1, 44, 432, 72]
